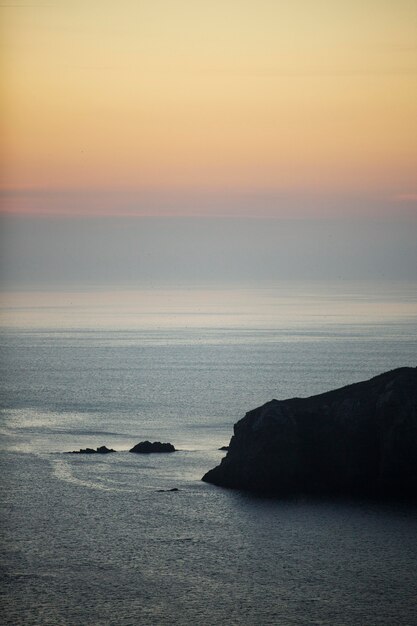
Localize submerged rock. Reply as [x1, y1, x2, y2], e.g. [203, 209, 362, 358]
[68, 445, 116, 454]
[129, 441, 176, 454]
[202, 367, 417, 499]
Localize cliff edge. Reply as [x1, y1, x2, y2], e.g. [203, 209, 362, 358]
[202, 368, 417, 498]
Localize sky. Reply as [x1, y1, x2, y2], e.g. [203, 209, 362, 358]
[0, 1, 416, 290]
[1, 0, 417, 218]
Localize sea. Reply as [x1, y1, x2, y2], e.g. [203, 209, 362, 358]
[1, 281, 417, 626]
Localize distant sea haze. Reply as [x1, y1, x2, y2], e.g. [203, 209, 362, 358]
[1, 215, 417, 290]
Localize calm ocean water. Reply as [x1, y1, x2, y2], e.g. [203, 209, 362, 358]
[1, 282, 417, 625]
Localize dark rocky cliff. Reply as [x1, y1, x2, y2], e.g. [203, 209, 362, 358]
[202, 368, 417, 498]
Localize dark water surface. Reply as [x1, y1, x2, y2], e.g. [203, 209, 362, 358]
[1, 284, 417, 625]
[2, 450, 417, 626]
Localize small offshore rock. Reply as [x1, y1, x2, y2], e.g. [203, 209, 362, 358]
[156, 488, 179, 492]
[96, 446, 115, 454]
[67, 446, 116, 454]
[129, 441, 176, 454]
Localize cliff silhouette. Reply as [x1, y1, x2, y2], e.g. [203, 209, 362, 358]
[203, 368, 417, 499]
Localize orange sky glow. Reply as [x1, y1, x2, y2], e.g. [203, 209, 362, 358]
[1, 0, 417, 217]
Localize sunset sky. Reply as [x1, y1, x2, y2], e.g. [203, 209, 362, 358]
[2, 0, 417, 217]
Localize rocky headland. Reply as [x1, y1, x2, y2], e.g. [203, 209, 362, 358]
[202, 368, 417, 499]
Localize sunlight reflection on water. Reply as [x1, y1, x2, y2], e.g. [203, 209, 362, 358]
[1, 282, 417, 330]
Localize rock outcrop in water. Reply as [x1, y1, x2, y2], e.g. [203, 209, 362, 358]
[68, 445, 116, 454]
[129, 441, 176, 453]
[202, 368, 417, 499]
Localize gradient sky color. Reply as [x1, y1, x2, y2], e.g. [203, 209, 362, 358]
[1, 0, 417, 216]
